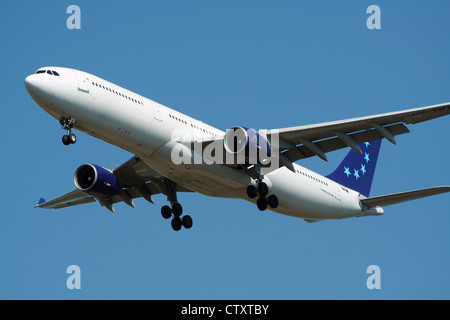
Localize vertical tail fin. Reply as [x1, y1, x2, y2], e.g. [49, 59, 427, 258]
[326, 140, 382, 197]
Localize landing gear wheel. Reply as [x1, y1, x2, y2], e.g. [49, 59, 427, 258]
[267, 194, 279, 209]
[68, 133, 77, 144]
[257, 182, 269, 197]
[62, 135, 71, 146]
[182, 215, 193, 229]
[257, 197, 267, 211]
[171, 217, 182, 231]
[172, 202, 183, 216]
[246, 185, 258, 198]
[161, 205, 172, 219]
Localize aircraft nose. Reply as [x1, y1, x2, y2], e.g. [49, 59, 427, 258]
[25, 72, 54, 107]
[25, 74, 40, 95]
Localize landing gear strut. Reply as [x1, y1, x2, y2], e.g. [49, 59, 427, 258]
[161, 180, 193, 231]
[60, 117, 76, 146]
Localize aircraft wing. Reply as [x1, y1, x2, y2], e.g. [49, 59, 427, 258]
[35, 190, 96, 209]
[35, 156, 192, 212]
[360, 186, 450, 208]
[180, 102, 449, 177]
[268, 102, 450, 163]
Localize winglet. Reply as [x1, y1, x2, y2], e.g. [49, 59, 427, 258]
[35, 198, 46, 208]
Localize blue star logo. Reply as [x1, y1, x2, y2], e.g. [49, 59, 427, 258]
[360, 164, 366, 175]
[344, 166, 351, 177]
[364, 152, 370, 163]
[353, 169, 360, 180]
[364, 142, 370, 148]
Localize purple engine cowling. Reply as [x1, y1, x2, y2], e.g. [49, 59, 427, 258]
[74, 164, 120, 198]
[224, 126, 271, 164]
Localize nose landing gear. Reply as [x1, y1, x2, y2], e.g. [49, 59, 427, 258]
[60, 117, 77, 146]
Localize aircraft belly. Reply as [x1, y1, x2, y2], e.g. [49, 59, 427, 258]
[143, 143, 252, 198]
[144, 141, 364, 219]
[265, 168, 363, 220]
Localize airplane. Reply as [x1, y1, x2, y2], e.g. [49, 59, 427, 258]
[25, 66, 450, 231]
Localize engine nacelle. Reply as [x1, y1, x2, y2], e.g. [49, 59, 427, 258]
[224, 126, 271, 165]
[74, 164, 120, 198]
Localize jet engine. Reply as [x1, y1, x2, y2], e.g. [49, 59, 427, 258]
[74, 164, 120, 198]
[223, 126, 271, 165]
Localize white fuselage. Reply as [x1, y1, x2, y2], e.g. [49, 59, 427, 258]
[25, 67, 379, 220]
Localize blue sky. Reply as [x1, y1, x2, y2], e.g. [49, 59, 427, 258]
[0, 0, 449, 299]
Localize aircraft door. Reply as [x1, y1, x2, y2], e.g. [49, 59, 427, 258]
[153, 104, 164, 125]
[74, 71, 89, 93]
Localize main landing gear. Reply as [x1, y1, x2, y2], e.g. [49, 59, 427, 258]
[60, 117, 77, 146]
[246, 181, 279, 212]
[161, 180, 193, 231]
[161, 202, 193, 231]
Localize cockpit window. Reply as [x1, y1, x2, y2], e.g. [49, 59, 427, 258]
[35, 69, 60, 76]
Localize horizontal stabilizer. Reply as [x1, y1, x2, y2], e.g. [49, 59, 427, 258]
[360, 186, 450, 208]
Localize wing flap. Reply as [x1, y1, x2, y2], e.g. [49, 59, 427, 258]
[282, 123, 409, 162]
[360, 186, 450, 208]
